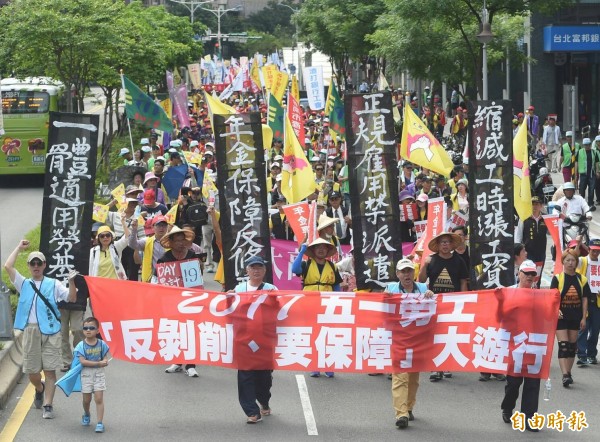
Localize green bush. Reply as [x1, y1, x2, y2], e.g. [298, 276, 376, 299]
[2, 224, 41, 318]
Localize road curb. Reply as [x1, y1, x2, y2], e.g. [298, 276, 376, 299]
[0, 336, 23, 410]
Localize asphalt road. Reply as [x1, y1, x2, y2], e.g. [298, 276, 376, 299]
[1, 146, 600, 440]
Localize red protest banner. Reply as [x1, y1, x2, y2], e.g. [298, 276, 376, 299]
[399, 203, 417, 222]
[542, 214, 562, 275]
[85, 276, 559, 378]
[282, 202, 309, 245]
[419, 197, 446, 262]
[287, 93, 306, 144]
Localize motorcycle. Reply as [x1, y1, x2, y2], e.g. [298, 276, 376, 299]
[533, 168, 555, 204]
[550, 210, 590, 261]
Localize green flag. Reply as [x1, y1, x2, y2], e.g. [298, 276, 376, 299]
[327, 82, 345, 140]
[122, 75, 173, 132]
[267, 94, 285, 140]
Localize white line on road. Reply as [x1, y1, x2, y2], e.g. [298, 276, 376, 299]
[295, 374, 318, 436]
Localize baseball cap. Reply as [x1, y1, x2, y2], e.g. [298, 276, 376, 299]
[583, 138, 591, 145]
[417, 193, 428, 202]
[528, 105, 535, 111]
[152, 215, 168, 226]
[143, 189, 156, 205]
[27, 251, 46, 263]
[519, 260, 537, 273]
[396, 258, 415, 271]
[119, 148, 130, 157]
[565, 131, 573, 137]
[531, 196, 542, 204]
[329, 191, 342, 199]
[141, 146, 151, 153]
[245, 256, 266, 267]
[589, 239, 600, 250]
[563, 182, 575, 190]
[140, 138, 150, 145]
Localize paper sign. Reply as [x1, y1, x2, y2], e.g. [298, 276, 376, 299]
[156, 258, 203, 288]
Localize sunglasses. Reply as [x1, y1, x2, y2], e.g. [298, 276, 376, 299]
[29, 260, 44, 267]
[82, 326, 97, 331]
[315, 168, 324, 171]
[98, 233, 112, 239]
[522, 271, 537, 277]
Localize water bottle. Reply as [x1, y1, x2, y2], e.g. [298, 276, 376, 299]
[543, 378, 551, 401]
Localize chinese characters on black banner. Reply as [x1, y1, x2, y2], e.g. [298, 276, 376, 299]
[214, 113, 272, 290]
[40, 112, 99, 280]
[344, 92, 402, 290]
[468, 101, 514, 289]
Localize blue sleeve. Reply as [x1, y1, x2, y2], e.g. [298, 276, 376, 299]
[333, 283, 341, 291]
[292, 244, 307, 275]
[101, 340, 110, 359]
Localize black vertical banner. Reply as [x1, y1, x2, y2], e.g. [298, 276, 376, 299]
[40, 112, 100, 280]
[214, 112, 272, 290]
[344, 92, 402, 290]
[467, 101, 514, 289]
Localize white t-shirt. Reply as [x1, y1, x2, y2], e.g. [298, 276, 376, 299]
[11, 270, 69, 324]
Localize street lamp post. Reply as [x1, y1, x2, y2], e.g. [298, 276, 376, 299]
[201, 0, 242, 60]
[476, 1, 494, 100]
[277, 2, 302, 90]
[168, 0, 213, 23]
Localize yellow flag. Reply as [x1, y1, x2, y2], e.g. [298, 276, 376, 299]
[110, 183, 126, 210]
[291, 75, 300, 102]
[92, 203, 109, 223]
[250, 61, 262, 89]
[269, 70, 289, 104]
[513, 118, 533, 220]
[262, 65, 277, 91]
[204, 91, 272, 150]
[281, 118, 316, 203]
[160, 98, 172, 120]
[378, 73, 401, 123]
[183, 151, 203, 165]
[400, 105, 454, 177]
[202, 172, 218, 199]
[165, 204, 178, 225]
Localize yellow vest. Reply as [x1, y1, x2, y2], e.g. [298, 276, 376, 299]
[303, 259, 336, 291]
[142, 236, 156, 282]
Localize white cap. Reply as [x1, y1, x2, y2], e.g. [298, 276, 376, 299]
[396, 258, 415, 271]
[141, 146, 151, 153]
[595, 135, 600, 142]
[203, 150, 214, 156]
[205, 142, 214, 149]
[565, 130, 573, 137]
[140, 138, 150, 145]
[305, 138, 311, 144]
[583, 137, 592, 145]
[273, 155, 283, 162]
[271, 162, 281, 169]
[519, 260, 537, 273]
[190, 140, 199, 147]
[119, 148, 130, 157]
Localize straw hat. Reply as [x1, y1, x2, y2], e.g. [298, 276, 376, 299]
[427, 232, 463, 253]
[159, 225, 195, 248]
[305, 238, 336, 259]
[317, 214, 339, 231]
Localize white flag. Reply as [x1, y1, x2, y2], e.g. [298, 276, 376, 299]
[303, 66, 325, 110]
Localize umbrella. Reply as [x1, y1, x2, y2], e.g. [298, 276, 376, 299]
[162, 164, 189, 199]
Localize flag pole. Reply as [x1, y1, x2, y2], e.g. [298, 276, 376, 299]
[119, 70, 135, 159]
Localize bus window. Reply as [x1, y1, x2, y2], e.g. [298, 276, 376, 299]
[1, 91, 50, 114]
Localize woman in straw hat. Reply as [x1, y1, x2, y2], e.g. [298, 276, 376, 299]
[292, 237, 343, 378]
[158, 226, 202, 378]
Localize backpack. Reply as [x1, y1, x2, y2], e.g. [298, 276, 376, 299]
[185, 201, 208, 227]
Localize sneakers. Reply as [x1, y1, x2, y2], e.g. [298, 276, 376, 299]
[589, 356, 598, 365]
[492, 374, 506, 381]
[576, 357, 590, 367]
[309, 371, 320, 377]
[82, 414, 91, 426]
[443, 372, 452, 378]
[395, 416, 409, 429]
[185, 367, 199, 377]
[259, 403, 271, 416]
[429, 371, 442, 382]
[562, 374, 573, 387]
[408, 411, 414, 421]
[502, 410, 512, 424]
[34, 381, 45, 409]
[42, 405, 54, 419]
[165, 364, 183, 373]
[479, 373, 491, 382]
[246, 414, 262, 424]
[95, 423, 105, 433]
[324, 372, 334, 378]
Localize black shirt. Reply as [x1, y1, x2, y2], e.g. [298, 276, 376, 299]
[426, 253, 469, 293]
[550, 273, 590, 321]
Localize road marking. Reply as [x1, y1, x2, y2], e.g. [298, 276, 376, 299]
[0, 382, 35, 441]
[295, 374, 318, 436]
[86, 103, 104, 114]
